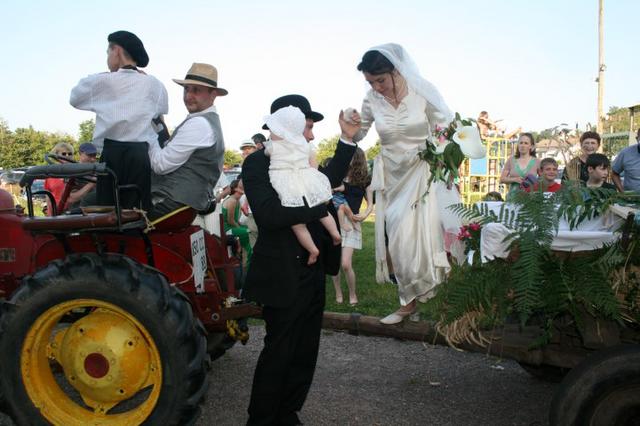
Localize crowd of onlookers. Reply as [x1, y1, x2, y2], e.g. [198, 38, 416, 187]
[498, 128, 640, 198]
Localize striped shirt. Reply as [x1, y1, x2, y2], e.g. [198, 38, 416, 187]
[70, 69, 168, 152]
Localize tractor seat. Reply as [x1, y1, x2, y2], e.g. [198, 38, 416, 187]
[22, 209, 144, 232]
[148, 205, 197, 232]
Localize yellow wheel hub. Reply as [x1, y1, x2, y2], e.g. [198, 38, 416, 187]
[22, 299, 162, 425]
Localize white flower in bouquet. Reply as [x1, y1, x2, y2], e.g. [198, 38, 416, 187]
[452, 126, 485, 159]
[419, 113, 486, 193]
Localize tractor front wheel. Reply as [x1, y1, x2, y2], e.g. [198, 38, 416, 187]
[0, 254, 208, 425]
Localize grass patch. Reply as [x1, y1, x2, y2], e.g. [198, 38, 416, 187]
[324, 220, 439, 320]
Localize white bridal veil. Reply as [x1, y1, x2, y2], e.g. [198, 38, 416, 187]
[370, 43, 454, 124]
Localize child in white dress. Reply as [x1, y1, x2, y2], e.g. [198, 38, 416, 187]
[264, 106, 341, 264]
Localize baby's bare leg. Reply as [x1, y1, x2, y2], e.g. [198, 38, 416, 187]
[292, 223, 319, 265]
[337, 204, 353, 232]
[320, 214, 342, 245]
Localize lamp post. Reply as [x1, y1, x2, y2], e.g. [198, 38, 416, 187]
[597, 0, 605, 134]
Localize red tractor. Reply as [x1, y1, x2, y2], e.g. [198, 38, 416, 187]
[0, 162, 260, 425]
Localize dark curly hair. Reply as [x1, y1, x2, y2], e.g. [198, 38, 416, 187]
[347, 148, 369, 188]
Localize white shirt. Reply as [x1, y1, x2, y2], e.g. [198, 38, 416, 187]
[148, 105, 218, 175]
[70, 69, 168, 151]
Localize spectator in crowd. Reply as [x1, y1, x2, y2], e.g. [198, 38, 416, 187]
[66, 143, 98, 209]
[477, 111, 497, 138]
[477, 110, 521, 139]
[499, 132, 540, 197]
[612, 128, 640, 193]
[483, 191, 503, 201]
[44, 142, 75, 215]
[563, 131, 601, 185]
[238, 137, 263, 245]
[240, 140, 257, 159]
[526, 158, 561, 193]
[585, 153, 617, 190]
[222, 179, 252, 265]
[331, 147, 372, 306]
[251, 133, 267, 150]
[0, 174, 21, 209]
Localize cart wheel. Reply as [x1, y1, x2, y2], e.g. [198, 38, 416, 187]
[549, 345, 640, 426]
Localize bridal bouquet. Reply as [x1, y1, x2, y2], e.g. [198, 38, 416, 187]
[418, 113, 486, 191]
[457, 222, 482, 253]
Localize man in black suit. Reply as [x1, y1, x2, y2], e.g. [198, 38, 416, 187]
[242, 94, 360, 425]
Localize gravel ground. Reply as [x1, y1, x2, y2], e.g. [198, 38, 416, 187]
[0, 326, 556, 426]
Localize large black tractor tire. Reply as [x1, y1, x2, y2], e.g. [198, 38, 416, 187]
[549, 344, 640, 426]
[207, 332, 237, 361]
[0, 253, 209, 426]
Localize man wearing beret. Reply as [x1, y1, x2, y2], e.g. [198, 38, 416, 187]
[147, 63, 226, 221]
[70, 30, 168, 210]
[242, 95, 360, 425]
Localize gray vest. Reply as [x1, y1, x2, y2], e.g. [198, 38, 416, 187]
[151, 110, 224, 210]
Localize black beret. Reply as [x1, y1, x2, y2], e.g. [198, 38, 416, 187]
[107, 30, 149, 68]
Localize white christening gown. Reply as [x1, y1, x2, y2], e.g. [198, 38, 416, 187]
[265, 139, 332, 208]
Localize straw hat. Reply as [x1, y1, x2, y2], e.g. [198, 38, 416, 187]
[173, 63, 228, 96]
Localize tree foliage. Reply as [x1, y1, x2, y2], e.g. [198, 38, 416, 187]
[78, 119, 95, 143]
[603, 106, 634, 134]
[0, 122, 75, 169]
[315, 135, 339, 166]
[365, 141, 381, 159]
[224, 150, 243, 167]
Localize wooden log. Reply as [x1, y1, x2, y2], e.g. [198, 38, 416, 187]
[322, 311, 589, 369]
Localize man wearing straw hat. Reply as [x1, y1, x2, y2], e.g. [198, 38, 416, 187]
[70, 30, 168, 211]
[147, 63, 226, 221]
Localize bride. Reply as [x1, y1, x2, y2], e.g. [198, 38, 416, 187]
[353, 43, 464, 324]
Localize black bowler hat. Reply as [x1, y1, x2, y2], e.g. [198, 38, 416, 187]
[108, 30, 149, 67]
[262, 94, 324, 130]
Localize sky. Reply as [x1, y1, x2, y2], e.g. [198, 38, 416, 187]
[1, 0, 639, 152]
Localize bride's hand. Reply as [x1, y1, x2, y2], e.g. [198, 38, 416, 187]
[339, 110, 361, 141]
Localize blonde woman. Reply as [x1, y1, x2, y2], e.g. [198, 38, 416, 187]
[44, 142, 75, 215]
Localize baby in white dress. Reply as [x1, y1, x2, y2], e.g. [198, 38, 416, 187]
[264, 106, 341, 264]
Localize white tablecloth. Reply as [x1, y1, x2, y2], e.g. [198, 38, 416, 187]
[476, 201, 625, 262]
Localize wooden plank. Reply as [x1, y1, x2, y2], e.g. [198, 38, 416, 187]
[322, 312, 590, 368]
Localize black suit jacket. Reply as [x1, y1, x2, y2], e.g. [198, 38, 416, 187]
[242, 141, 356, 308]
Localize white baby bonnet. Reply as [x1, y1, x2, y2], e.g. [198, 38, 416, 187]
[264, 106, 307, 146]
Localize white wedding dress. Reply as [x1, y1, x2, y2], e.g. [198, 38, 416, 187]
[358, 88, 464, 305]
